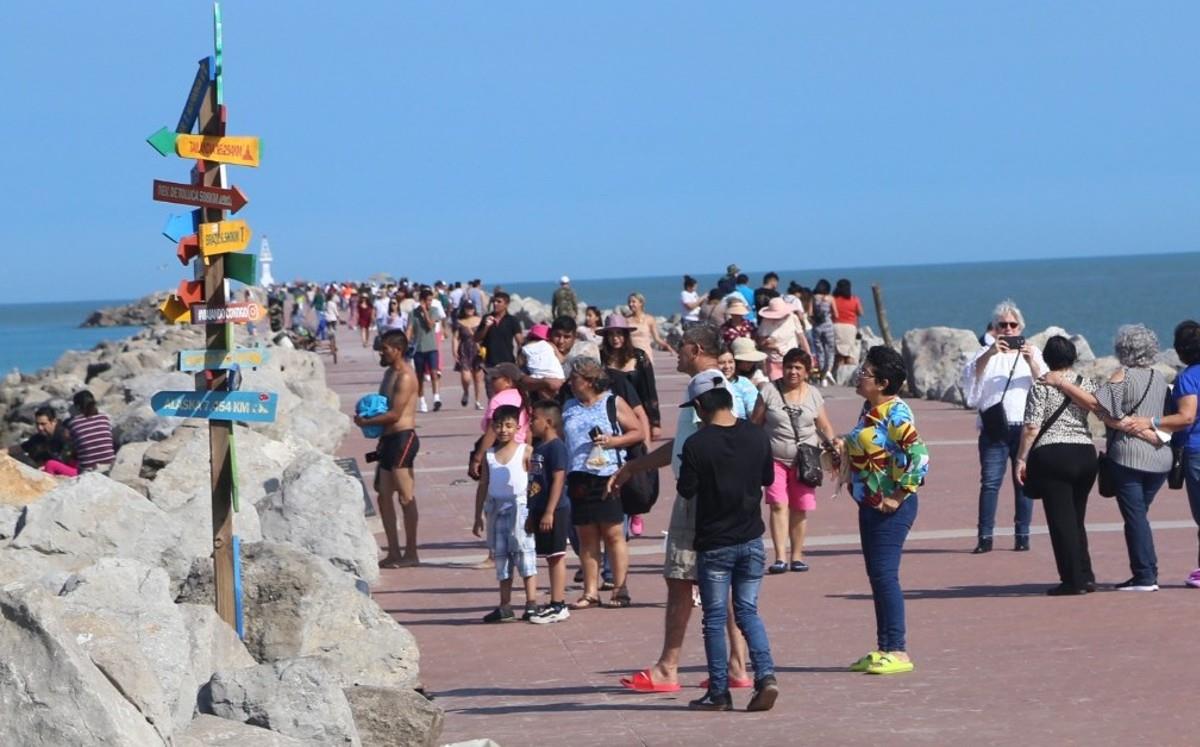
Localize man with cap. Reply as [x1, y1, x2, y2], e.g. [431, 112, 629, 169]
[717, 264, 740, 296]
[678, 369, 778, 711]
[609, 324, 752, 694]
[551, 276, 579, 321]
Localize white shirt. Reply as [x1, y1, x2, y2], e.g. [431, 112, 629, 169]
[449, 287, 465, 309]
[430, 298, 446, 322]
[373, 298, 389, 323]
[522, 340, 565, 380]
[680, 290, 701, 322]
[962, 346, 1046, 427]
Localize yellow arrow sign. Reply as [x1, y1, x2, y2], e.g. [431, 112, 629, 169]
[176, 133, 261, 167]
[199, 220, 252, 257]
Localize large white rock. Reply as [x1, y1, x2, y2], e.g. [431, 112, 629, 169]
[203, 658, 361, 746]
[175, 715, 304, 746]
[11, 473, 196, 590]
[257, 451, 379, 584]
[1027, 326, 1096, 362]
[901, 327, 983, 406]
[179, 604, 258, 705]
[0, 583, 167, 746]
[178, 542, 419, 690]
[343, 686, 444, 747]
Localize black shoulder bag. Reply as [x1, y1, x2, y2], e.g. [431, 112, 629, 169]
[605, 394, 659, 515]
[980, 355, 1021, 441]
[1097, 369, 1154, 498]
[1023, 379, 1078, 498]
[778, 382, 824, 488]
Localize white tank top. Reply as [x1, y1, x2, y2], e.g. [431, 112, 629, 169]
[486, 444, 528, 502]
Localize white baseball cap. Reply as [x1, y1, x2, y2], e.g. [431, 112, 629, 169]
[681, 369, 729, 408]
[560, 275, 570, 284]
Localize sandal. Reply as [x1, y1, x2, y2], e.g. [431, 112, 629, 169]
[569, 595, 601, 610]
[606, 586, 632, 608]
[600, 579, 616, 592]
[767, 561, 788, 575]
[866, 653, 914, 676]
[848, 650, 884, 672]
[620, 669, 681, 693]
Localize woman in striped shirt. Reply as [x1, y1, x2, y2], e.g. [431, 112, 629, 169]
[67, 390, 115, 472]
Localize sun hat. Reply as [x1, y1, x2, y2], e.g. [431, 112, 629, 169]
[560, 275, 571, 284]
[725, 298, 750, 316]
[730, 337, 767, 363]
[601, 314, 634, 332]
[759, 297, 793, 320]
[680, 368, 729, 408]
[528, 323, 550, 341]
[726, 264, 741, 276]
[485, 362, 524, 382]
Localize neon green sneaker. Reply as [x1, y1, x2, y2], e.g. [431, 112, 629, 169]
[848, 651, 884, 672]
[866, 653, 914, 675]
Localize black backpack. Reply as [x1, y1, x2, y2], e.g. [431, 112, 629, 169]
[605, 395, 660, 515]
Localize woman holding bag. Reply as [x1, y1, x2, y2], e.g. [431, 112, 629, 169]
[751, 349, 837, 574]
[1016, 336, 1098, 596]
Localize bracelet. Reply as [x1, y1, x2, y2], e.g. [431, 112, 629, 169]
[1152, 416, 1161, 429]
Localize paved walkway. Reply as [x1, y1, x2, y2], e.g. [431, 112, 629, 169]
[326, 334, 1199, 746]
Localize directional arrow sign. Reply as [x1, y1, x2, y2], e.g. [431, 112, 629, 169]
[176, 57, 214, 134]
[159, 295, 192, 324]
[225, 253, 258, 286]
[146, 128, 261, 168]
[162, 213, 200, 243]
[176, 279, 205, 306]
[199, 220, 251, 257]
[154, 179, 248, 213]
[178, 347, 268, 372]
[177, 235, 200, 265]
[151, 390, 278, 423]
[190, 302, 263, 325]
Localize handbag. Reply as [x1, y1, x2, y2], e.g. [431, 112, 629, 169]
[778, 382, 824, 487]
[1097, 369, 1155, 498]
[604, 395, 660, 514]
[980, 355, 1021, 441]
[1169, 446, 1186, 490]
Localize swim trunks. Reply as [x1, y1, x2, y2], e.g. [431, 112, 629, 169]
[378, 430, 420, 470]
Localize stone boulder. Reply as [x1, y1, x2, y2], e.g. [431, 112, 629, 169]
[175, 715, 305, 746]
[508, 295, 553, 326]
[177, 542, 420, 690]
[81, 291, 172, 327]
[0, 583, 167, 746]
[11, 473, 198, 590]
[179, 604, 258, 700]
[0, 452, 59, 505]
[108, 440, 154, 496]
[343, 686, 444, 747]
[901, 327, 982, 405]
[257, 451, 379, 584]
[1027, 326, 1095, 362]
[203, 658, 361, 746]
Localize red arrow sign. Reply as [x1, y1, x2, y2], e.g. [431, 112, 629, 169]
[153, 179, 248, 214]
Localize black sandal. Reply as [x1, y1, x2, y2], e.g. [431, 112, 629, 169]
[570, 595, 601, 610]
[606, 586, 632, 608]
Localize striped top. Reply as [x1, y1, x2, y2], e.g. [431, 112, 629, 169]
[1098, 367, 1172, 474]
[67, 413, 115, 470]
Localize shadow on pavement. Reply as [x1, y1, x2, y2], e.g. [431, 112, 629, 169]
[828, 583, 1049, 600]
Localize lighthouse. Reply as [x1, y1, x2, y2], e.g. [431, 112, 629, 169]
[259, 235, 275, 286]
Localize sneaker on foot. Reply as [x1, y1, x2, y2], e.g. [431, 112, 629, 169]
[418, 397, 429, 413]
[1116, 578, 1159, 592]
[530, 603, 570, 624]
[521, 604, 540, 621]
[482, 606, 514, 623]
[1186, 569, 1200, 588]
[688, 690, 733, 711]
[630, 515, 644, 536]
[475, 401, 485, 411]
[747, 675, 779, 712]
[433, 399, 443, 412]
[461, 393, 469, 407]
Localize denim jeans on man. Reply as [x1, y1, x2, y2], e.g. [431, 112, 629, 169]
[859, 496, 918, 651]
[977, 424, 1033, 539]
[697, 538, 775, 693]
[1111, 462, 1167, 584]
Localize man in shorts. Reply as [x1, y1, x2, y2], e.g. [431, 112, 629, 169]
[608, 324, 749, 692]
[412, 289, 443, 413]
[355, 330, 421, 568]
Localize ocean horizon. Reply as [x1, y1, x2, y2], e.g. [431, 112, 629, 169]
[3, 251, 1196, 375]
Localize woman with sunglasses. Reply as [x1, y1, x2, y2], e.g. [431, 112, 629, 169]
[961, 300, 1045, 554]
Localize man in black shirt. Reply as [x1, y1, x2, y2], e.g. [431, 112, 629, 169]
[678, 369, 779, 713]
[475, 291, 524, 367]
[9, 406, 72, 468]
[753, 271, 781, 312]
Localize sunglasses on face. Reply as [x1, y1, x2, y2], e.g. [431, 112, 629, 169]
[996, 321, 1020, 329]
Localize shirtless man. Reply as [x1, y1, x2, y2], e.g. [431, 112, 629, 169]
[355, 329, 421, 568]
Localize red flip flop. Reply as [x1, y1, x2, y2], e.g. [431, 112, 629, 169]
[620, 669, 681, 693]
[699, 676, 753, 689]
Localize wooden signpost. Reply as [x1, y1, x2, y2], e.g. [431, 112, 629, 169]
[148, 3, 263, 633]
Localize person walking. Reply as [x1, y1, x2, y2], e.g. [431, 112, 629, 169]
[843, 346, 929, 676]
[356, 293, 375, 348]
[809, 279, 837, 386]
[757, 296, 810, 382]
[1016, 336, 1098, 595]
[962, 299, 1045, 554]
[552, 276, 579, 321]
[678, 371, 780, 713]
[831, 279, 864, 370]
[680, 275, 703, 331]
[454, 301, 485, 409]
[412, 289, 443, 413]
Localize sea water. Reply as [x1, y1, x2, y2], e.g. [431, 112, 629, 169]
[0, 301, 139, 375]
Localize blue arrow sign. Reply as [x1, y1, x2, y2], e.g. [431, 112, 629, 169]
[176, 57, 214, 134]
[151, 390, 278, 423]
[162, 212, 201, 243]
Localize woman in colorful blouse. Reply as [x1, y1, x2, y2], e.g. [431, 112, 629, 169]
[842, 346, 930, 676]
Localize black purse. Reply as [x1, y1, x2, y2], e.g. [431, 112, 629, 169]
[980, 355, 1020, 441]
[779, 382, 824, 488]
[1097, 370, 1155, 498]
[1169, 446, 1186, 490]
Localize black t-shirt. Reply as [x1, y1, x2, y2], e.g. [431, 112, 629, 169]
[528, 438, 570, 515]
[21, 423, 72, 466]
[678, 419, 774, 552]
[482, 314, 522, 365]
[753, 286, 780, 311]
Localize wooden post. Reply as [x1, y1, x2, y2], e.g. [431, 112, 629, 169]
[871, 283, 895, 349]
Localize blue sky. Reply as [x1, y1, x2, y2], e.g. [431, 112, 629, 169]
[5, 2, 1198, 302]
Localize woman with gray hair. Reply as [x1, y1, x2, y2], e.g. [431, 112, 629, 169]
[1044, 324, 1172, 591]
[961, 299, 1045, 553]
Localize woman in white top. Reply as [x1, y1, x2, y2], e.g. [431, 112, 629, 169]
[961, 299, 1045, 554]
[757, 297, 811, 382]
[680, 275, 702, 330]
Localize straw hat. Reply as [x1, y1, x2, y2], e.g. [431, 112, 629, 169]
[759, 297, 793, 320]
[725, 298, 751, 316]
[730, 337, 767, 363]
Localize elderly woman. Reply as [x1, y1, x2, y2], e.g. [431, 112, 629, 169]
[1047, 324, 1172, 591]
[757, 297, 811, 381]
[1016, 337, 1098, 595]
[843, 346, 929, 676]
[962, 299, 1045, 554]
[752, 349, 835, 573]
[562, 358, 644, 609]
[1120, 320, 1200, 587]
[721, 298, 755, 346]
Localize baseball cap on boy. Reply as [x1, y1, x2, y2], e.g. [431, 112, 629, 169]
[681, 368, 729, 408]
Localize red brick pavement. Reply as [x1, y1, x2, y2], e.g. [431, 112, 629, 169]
[328, 336, 1198, 746]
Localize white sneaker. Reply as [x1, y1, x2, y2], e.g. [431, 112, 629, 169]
[418, 397, 429, 413]
[475, 401, 485, 411]
[529, 604, 570, 624]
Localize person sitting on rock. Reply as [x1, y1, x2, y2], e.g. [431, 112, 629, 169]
[66, 391, 115, 473]
[9, 405, 76, 476]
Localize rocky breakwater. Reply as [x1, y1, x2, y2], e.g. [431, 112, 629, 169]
[81, 291, 174, 327]
[0, 328, 443, 745]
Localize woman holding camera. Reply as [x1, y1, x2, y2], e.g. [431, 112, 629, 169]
[962, 300, 1045, 554]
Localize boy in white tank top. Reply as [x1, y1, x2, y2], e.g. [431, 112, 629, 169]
[473, 404, 539, 622]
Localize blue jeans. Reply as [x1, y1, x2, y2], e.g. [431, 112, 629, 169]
[977, 425, 1033, 539]
[1111, 462, 1167, 584]
[859, 496, 918, 652]
[1186, 449, 1200, 566]
[697, 538, 775, 693]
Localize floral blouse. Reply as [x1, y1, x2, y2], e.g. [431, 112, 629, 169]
[721, 318, 755, 346]
[846, 398, 930, 509]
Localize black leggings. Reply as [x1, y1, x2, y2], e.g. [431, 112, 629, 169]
[1027, 443, 1098, 589]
